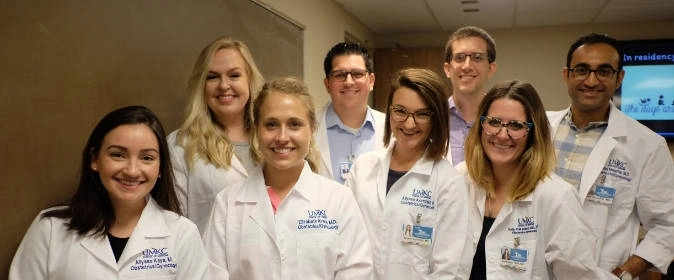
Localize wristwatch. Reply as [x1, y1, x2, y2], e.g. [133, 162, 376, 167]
[612, 267, 633, 280]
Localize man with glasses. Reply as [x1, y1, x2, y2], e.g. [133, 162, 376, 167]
[315, 42, 386, 183]
[442, 26, 498, 166]
[548, 33, 674, 280]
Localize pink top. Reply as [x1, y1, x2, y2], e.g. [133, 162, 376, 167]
[266, 186, 281, 214]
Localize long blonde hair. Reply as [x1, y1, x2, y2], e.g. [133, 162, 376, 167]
[176, 37, 264, 169]
[464, 80, 555, 202]
[251, 77, 321, 173]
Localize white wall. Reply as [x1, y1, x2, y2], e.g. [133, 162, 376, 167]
[256, 0, 375, 107]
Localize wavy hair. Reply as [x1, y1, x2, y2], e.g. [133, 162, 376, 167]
[251, 77, 321, 173]
[176, 37, 264, 170]
[42, 106, 180, 236]
[464, 80, 554, 201]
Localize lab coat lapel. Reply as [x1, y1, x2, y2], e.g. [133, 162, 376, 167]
[80, 234, 118, 271]
[117, 198, 171, 267]
[578, 104, 625, 204]
[230, 154, 249, 177]
[316, 105, 333, 178]
[238, 168, 278, 244]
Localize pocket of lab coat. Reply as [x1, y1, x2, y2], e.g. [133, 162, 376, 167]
[297, 233, 339, 277]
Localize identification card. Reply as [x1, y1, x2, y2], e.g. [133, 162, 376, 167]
[401, 224, 433, 246]
[339, 162, 352, 180]
[500, 246, 528, 271]
[587, 185, 616, 205]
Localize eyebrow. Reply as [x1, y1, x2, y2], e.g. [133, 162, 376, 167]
[105, 145, 159, 154]
[392, 104, 431, 111]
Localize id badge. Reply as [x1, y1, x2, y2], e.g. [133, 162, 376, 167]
[587, 185, 616, 205]
[339, 162, 352, 180]
[401, 224, 433, 246]
[500, 246, 528, 271]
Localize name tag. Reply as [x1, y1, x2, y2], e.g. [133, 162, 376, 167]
[500, 246, 528, 271]
[401, 224, 433, 246]
[587, 185, 615, 205]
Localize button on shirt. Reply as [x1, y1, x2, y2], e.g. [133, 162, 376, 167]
[448, 97, 474, 166]
[325, 104, 377, 183]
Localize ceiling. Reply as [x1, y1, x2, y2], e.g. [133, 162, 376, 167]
[334, 0, 674, 34]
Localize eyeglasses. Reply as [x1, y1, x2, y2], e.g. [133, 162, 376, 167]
[480, 116, 533, 139]
[390, 105, 434, 124]
[450, 52, 487, 63]
[567, 65, 619, 81]
[328, 69, 369, 82]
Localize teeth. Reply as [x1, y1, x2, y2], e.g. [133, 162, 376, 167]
[119, 179, 141, 186]
[275, 148, 292, 154]
[493, 143, 510, 149]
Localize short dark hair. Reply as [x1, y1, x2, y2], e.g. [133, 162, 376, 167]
[566, 33, 623, 69]
[384, 68, 450, 161]
[323, 42, 374, 77]
[43, 105, 180, 237]
[444, 26, 496, 63]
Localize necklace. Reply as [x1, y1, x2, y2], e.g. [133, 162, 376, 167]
[486, 195, 493, 217]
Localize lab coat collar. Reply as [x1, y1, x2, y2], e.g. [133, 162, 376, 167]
[234, 162, 315, 203]
[118, 197, 172, 266]
[384, 139, 434, 176]
[80, 197, 172, 270]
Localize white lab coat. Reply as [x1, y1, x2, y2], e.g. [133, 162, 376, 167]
[457, 163, 613, 279]
[548, 104, 674, 273]
[344, 142, 473, 279]
[202, 162, 374, 280]
[315, 102, 386, 180]
[9, 197, 209, 279]
[167, 130, 248, 234]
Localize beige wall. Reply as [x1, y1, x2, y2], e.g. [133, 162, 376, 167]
[374, 21, 674, 155]
[257, 0, 375, 107]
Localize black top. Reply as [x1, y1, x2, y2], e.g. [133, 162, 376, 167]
[386, 169, 407, 194]
[107, 232, 129, 262]
[470, 216, 496, 280]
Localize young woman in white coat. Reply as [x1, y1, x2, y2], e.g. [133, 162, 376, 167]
[202, 77, 374, 280]
[345, 68, 473, 279]
[168, 37, 265, 233]
[10, 106, 208, 279]
[459, 80, 613, 279]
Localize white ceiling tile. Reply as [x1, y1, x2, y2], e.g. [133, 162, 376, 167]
[333, 0, 674, 33]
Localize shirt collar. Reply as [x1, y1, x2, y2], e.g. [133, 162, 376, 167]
[564, 110, 608, 131]
[325, 103, 375, 132]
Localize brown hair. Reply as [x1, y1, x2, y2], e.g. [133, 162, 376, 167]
[464, 80, 554, 201]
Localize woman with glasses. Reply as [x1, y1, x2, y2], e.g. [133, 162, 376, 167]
[459, 80, 612, 279]
[345, 68, 473, 279]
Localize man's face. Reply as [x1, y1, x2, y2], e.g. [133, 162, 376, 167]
[323, 54, 375, 112]
[443, 37, 496, 96]
[563, 43, 624, 116]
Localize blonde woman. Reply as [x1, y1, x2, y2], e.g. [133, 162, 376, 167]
[460, 80, 612, 279]
[167, 37, 264, 233]
[203, 77, 373, 279]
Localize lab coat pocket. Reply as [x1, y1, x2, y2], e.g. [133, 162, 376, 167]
[297, 233, 339, 278]
[387, 253, 430, 279]
[498, 239, 537, 278]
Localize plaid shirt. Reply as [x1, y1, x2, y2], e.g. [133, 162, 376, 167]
[553, 111, 608, 189]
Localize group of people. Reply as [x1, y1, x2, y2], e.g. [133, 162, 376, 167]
[9, 25, 674, 280]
